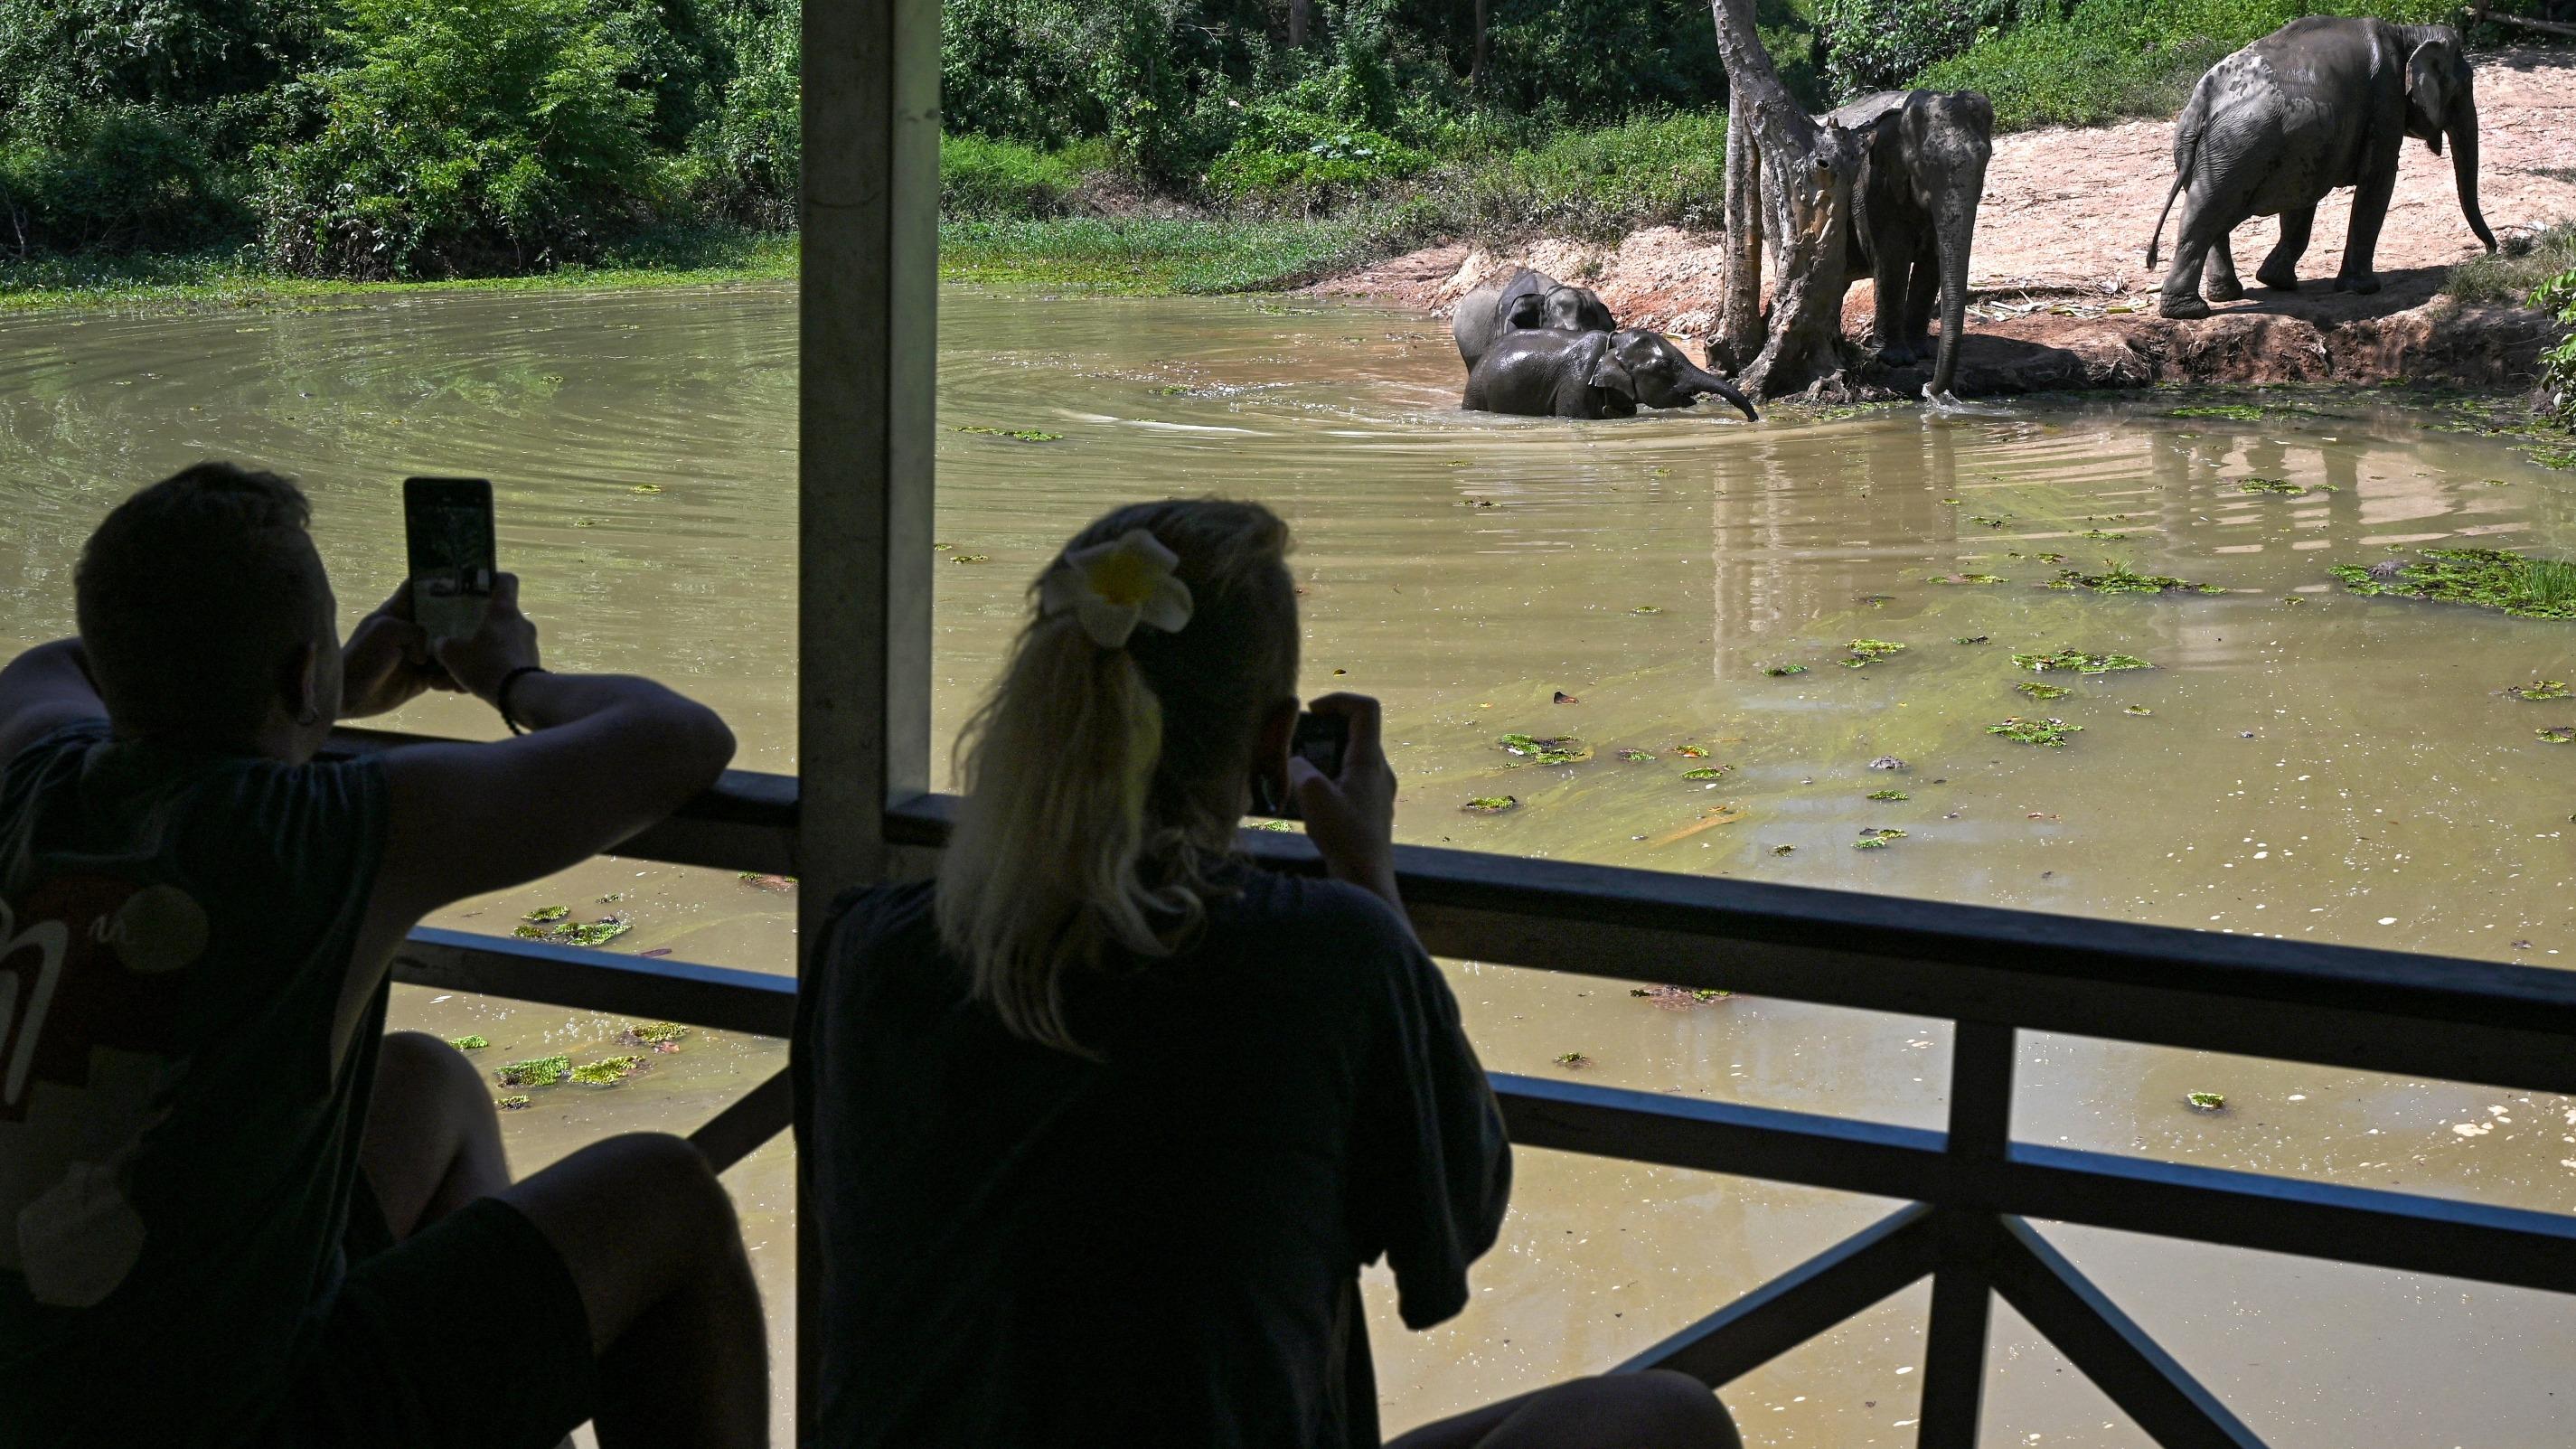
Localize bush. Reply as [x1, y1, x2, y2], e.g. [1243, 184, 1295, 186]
[686, 0, 800, 223]
[1815, 0, 2035, 101]
[941, 135, 1114, 218]
[2532, 259, 2576, 425]
[0, 103, 249, 254]
[260, 0, 666, 277]
[1917, 0, 2491, 131]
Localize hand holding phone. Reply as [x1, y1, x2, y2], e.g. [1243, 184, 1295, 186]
[1283, 693, 1403, 914]
[404, 477, 495, 646]
[1251, 710, 1349, 820]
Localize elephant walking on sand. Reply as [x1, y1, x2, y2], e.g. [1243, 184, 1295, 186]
[1825, 88, 1994, 400]
[1450, 267, 1616, 372]
[2147, 16, 2494, 319]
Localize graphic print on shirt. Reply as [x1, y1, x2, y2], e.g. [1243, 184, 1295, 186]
[0, 874, 205, 1305]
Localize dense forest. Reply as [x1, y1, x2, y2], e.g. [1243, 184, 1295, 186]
[0, 0, 2554, 281]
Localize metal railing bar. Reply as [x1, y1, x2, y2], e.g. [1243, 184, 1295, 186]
[1494, 1072, 1950, 1201]
[687, 1067, 795, 1176]
[1916, 1239, 1993, 1449]
[1998, 1143, 2576, 1294]
[393, 928, 798, 1038]
[1619, 1204, 1938, 1385]
[1987, 1215, 2266, 1449]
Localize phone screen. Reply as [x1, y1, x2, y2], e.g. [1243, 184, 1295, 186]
[404, 477, 495, 645]
[1249, 710, 1350, 820]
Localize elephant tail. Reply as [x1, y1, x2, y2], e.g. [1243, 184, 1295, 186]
[2146, 115, 2204, 270]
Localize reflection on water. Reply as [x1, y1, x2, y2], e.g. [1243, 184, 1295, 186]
[5, 285, 2574, 1445]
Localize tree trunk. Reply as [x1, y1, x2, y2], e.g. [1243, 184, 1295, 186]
[1706, 0, 1858, 400]
[1470, 0, 1490, 89]
[1712, 105, 1764, 373]
[1289, 0, 1311, 49]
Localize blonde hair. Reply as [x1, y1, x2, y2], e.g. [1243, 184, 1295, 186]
[937, 499, 1299, 1053]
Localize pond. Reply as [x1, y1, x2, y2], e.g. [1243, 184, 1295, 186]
[3, 284, 2572, 1446]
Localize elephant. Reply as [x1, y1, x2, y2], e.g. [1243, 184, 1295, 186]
[1825, 89, 1994, 400]
[1463, 327, 1759, 420]
[2145, 16, 2494, 319]
[1450, 267, 1617, 372]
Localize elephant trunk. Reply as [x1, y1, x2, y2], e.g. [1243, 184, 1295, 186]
[1926, 179, 1979, 400]
[2449, 105, 2495, 253]
[1680, 354, 1761, 421]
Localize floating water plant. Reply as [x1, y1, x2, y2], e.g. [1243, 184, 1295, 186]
[623, 1021, 689, 1047]
[2013, 649, 2151, 674]
[1843, 639, 1906, 668]
[2050, 565, 2223, 596]
[523, 906, 569, 924]
[2035, 552, 2065, 564]
[1866, 789, 1910, 801]
[1933, 573, 2005, 585]
[2166, 404, 2264, 421]
[1631, 606, 1663, 616]
[2186, 1091, 2227, 1112]
[1771, 844, 1795, 856]
[1616, 748, 1657, 762]
[1672, 744, 1710, 758]
[569, 1055, 644, 1086]
[1955, 635, 1989, 645]
[1854, 827, 1908, 850]
[1869, 756, 1906, 771]
[496, 1055, 571, 1088]
[1764, 663, 1810, 677]
[497, 1096, 531, 1111]
[2505, 681, 2572, 701]
[1554, 1052, 1592, 1068]
[2238, 477, 2304, 495]
[1967, 515, 2007, 529]
[629, 483, 664, 494]
[1499, 733, 1592, 765]
[1462, 796, 1519, 814]
[2016, 682, 2073, 701]
[2539, 727, 2575, 744]
[2331, 548, 2576, 620]
[1989, 717, 2082, 747]
[1682, 767, 1733, 783]
[447, 1035, 489, 1051]
[738, 873, 797, 890]
[953, 426, 1063, 442]
[2125, 705, 2154, 716]
[1631, 985, 1732, 1006]
[1251, 820, 1298, 832]
[950, 553, 992, 564]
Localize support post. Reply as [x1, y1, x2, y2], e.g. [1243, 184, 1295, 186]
[798, 0, 940, 1433]
[1918, 1020, 2015, 1447]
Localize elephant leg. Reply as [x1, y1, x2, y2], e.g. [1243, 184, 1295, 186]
[1869, 224, 1919, 365]
[1903, 244, 1941, 360]
[2336, 155, 2399, 295]
[2204, 231, 2245, 303]
[2257, 206, 2312, 291]
[2157, 193, 2229, 319]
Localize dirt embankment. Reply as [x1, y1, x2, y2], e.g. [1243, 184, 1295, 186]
[1314, 46, 2576, 397]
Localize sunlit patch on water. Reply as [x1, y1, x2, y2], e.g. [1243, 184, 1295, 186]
[4, 286, 2574, 1445]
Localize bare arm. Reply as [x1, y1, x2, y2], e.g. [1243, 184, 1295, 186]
[0, 640, 107, 760]
[362, 574, 736, 929]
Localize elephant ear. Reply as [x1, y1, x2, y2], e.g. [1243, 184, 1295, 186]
[1586, 345, 1636, 400]
[2405, 42, 2451, 154]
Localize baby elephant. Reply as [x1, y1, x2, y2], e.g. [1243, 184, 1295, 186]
[1451, 267, 1617, 372]
[1464, 328, 1759, 420]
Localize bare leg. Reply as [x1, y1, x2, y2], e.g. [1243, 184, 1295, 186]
[2336, 152, 2399, 294]
[2257, 205, 2312, 291]
[502, 1134, 768, 1449]
[362, 1030, 512, 1236]
[1388, 1371, 1741, 1449]
[2204, 231, 2244, 303]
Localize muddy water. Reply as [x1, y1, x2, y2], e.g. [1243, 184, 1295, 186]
[5, 286, 2575, 1446]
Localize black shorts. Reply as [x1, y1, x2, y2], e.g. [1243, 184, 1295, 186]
[261, 1187, 597, 1449]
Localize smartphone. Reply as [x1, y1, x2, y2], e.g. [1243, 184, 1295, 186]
[1249, 710, 1351, 820]
[403, 477, 495, 645]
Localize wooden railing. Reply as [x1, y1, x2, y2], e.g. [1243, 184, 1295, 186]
[381, 759, 2576, 1449]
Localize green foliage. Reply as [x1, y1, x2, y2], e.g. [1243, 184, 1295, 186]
[260, 0, 667, 277]
[2332, 547, 2576, 619]
[2445, 221, 2576, 306]
[1917, 0, 2470, 131]
[1814, 0, 2032, 101]
[2532, 258, 2576, 426]
[942, 135, 1113, 219]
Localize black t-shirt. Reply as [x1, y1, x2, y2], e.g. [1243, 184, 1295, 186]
[793, 868, 1509, 1449]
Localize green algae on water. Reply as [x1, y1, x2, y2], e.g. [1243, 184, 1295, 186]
[2539, 727, 2576, 744]
[523, 905, 569, 924]
[447, 1034, 490, 1051]
[1989, 716, 2082, 747]
[2050, 564, 2223, 597]
[2017, 681, 2073, 701]
[2331, 548, 2576, 620]
[2505, 680, 2572, 701]
[497, 1055, 571, 1088]
[1499, 733, 1592, 766]
[1672, 744, 1710, 758]
[2079, 529, 2127, 541]
[569, 1055, 644, 1086]
[1681, 766, 1731, 781]
[1955, 635, 1989, 645]
[1616, 748, 1657, 762]
[1932, 573, 2005, 585]
[1866, 789, 1910, 801]
[496, 1095, 531, 1111]
[1770, 844, 1795, 856]
[2014, 649, 2150, 674]
[2238, 477, 2304, 495]
[2186, 1091, 2226, 1111]
[1854, 827, 1907, 850]
[1967, 515, 2007, 529]
[623, 1021, 689, 1046]
[1842, 639, 1906, 668]
[1553, 1051, 1591, 1068]
[1763, 663, 1809, 676]
[2166, 405, 2264, 421]
[1462, 795, 1519, 814]
[1630, 605, 1663, 616]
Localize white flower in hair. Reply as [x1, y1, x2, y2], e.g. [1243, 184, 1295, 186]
[1041, 529, 1193, 648]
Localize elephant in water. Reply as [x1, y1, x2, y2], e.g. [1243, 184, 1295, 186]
[1450, 267, 1617, 372]
[1826, 88, 1993, 400]
[2146, 15, 2493, 318]
[1465, 327, 1759, 420]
